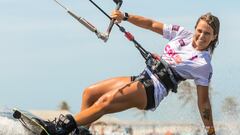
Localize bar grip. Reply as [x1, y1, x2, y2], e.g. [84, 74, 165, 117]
[105, 0, 123, 37]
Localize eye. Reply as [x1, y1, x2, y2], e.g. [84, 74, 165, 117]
[204, 32, 210, 36]
[197, 29, 202, 33]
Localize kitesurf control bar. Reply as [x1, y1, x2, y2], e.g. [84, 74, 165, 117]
[89, 0, 122, 40]
[54, 0, 122, 42]
[54, 0, 151, 60]
[89, 0, 151, 60]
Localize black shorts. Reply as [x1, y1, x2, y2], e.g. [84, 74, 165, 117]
[131, 71, 155, 110]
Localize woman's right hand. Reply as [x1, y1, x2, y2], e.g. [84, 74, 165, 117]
[151, 53, 161, 61]
[111, 10, 124, 23]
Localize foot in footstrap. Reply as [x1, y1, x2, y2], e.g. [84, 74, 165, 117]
[33, 114, 79, 135]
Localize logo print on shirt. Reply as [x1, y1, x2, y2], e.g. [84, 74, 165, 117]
[172, 25, 180, 31]
[165, 45, 176, 57]
[179, 39, 186, 46]
[189, 55, 198, 61]
[164, 44, 182, 64]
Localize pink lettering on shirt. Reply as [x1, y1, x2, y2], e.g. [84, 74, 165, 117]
[164, 44, 182, 64]
[165, 45, 176, 57]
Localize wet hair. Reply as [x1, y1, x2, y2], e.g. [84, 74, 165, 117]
[195, 12, 220, 54]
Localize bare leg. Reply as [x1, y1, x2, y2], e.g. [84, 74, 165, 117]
[74, 77, 147, 126]
[76, 77, 131, 128]
[80, 77, 131, 112]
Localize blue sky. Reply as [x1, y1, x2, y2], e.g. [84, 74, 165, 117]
[1, 0, 240, 122]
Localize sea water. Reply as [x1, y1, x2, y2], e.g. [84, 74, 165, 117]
[0, 108, 30, 135]
[0, 107, 239, 135]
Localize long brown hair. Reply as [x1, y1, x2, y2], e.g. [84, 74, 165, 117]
[195, 13, 220, 54]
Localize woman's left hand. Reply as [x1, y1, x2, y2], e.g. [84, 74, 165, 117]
[111, 10, 124, 23]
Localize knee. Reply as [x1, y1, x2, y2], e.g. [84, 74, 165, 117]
[95, 94, 113, 113]
[82, 87, 97, 104]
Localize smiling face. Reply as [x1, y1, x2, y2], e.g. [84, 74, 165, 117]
[192, 20, 216, 51]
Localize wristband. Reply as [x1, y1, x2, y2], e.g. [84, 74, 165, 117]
[123, 12, 129, 21]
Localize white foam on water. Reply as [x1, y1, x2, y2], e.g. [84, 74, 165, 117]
[0, 116, 31, 135]
[0, 107, 239, 135]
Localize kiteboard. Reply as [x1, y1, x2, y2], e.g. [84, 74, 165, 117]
[12, 108, 50, 135]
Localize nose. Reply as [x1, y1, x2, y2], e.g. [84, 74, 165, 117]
[199, 32, 205, 39]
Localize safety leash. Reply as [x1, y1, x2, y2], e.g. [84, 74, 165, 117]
[53, 0, 182, 93]
[53, 0, 166, 89]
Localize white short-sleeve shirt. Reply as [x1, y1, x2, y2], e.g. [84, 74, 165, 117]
[145, 24, 213, 111]
[162, 24, 213, 86]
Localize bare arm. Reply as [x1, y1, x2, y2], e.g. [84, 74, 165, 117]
[197, 85, 216, 135]
[111, 10, 164, 35]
